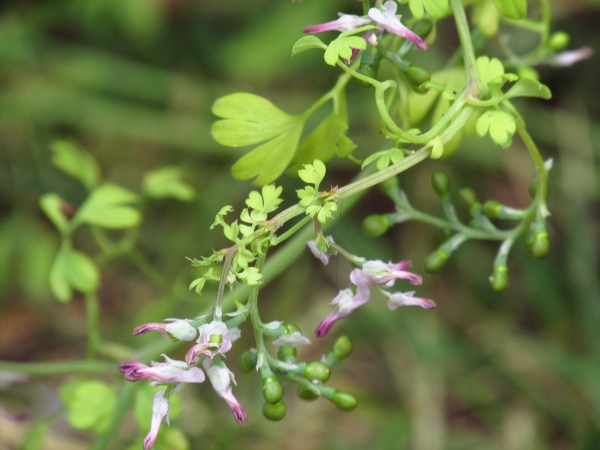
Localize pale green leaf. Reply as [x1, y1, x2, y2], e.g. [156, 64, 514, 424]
[50, 246, 99, 302]
[61, 381, 116, 433]
[476, 56, 506, 87]
[503, 78, 552, 100]
[230, 119, 304, 185]
[472, 0, 500, 37]
[39, 193, 69, 233]
[402, 0, 449, 19]
[476, 110, 516, 147]
[292, 35, 327, 56]
[324, 36, 366, 66]
[298, 160, 326, 186]
[493, 0, 527, 20]
[429, 136, 444, 159]
[73, 184, 140, 229]
[142, 167, 195, 201]
[50, 140, 100, 191]
[294, 113, 355, 164]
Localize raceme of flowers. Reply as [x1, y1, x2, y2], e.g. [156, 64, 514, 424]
[306, 239, 436, 338]
[118, 319, 246, 450]
[302, 1, 428, 51]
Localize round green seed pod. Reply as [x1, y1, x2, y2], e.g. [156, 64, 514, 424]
[262, 376, 284, 404]
[237, 350, 257, 374]
[283, 322, 301, 334]
[262, 401, 286, 421]
[549, 31, 570, 51]
[304, 362, 331, 383]
[333, 335, 353, 360]
[424, 249, 449, 273]
[483, 200, 503, 219]
[413, 19, 433, 39]
[297, 384, 319, 401]
[362, 214, 392, 237]
[431, 171, 451, 198]
[331, 391, 357, 411]
[531, 232, 550, 259]
[458, 187, 480, 211]
[277, 346, 297, 362]
[490, 266, 508, 292]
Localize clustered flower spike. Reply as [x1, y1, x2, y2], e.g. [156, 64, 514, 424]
[303, 1, 427, 53]
[119, 319, 246, 450]
[310, 250, 436, 337]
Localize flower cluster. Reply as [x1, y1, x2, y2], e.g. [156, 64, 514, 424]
[302, 1, 427, 51]
[118, 319, 246, 450]
[307, 240, 436, 338]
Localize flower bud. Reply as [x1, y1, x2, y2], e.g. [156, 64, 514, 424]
[304, 361, 330, 383]
[333, 335, 353, 360]
[483, 200, 503, 219]
[331, 391, 357, 411]
[262, 376, 284, 404]
[405, 65, 431, 88]
[531, 232, 550, 259]
[283, 322, 301, 335]
[237, 350, 257, 374]
[297, 384, 319, 401]
[262, 401, 286, 421]
[277, 346, 297, 362]
[490, 266, 508, 292]
[378, 176, 399, 195]
[431, 171, 451, 198]
[362, 214, 392, 237]
[549, 31, 570, 52]
[458, 187, 480, 211]
[424, 249, 449, 273]
[413, 19, 433, 39]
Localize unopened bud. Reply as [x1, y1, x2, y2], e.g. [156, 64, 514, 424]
[362, 214, 392, 237]
[531, 232, 550, 259]
[458, 187, 480, 211]
[483, 200, 503, 219]
[413, 19, 433, 39]
[549, 31, 570, 52]
[379, 176, 399, 195]
[424, 249, 449, 273]
[297, 384, 319, 401]
[331, 391, 357, 411]
[277, 346, 297, 362]
[490, 266, 508, 292]
[431, 171, 451, 198]
[333, 335, 353, 360]
[263, 376, 284, 404]
[283, 322, 301, 334]
[304, 361, 330, 383]
[262, 401, 286, 421]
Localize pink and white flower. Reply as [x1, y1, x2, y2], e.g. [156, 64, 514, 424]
[350, 260, 422, 287]
[133, 318, 197, 342]
[185, 320, 241, 365]
[382, 290, 437, 310]
[118, 355, 205, 386]
[143, 390, 170, 450]
[315, 286, 371, 338]
[203, 359, 248, 424]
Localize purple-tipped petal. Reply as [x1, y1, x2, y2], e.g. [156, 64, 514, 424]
[315, 286, 371, 338]
[303, 14, 370, 34]
[384, 291, 437, 310]
[203, 360, 248, 424]
[133, 319, 197, 342]
[143, 391, 170, 450]
[368, 1, 428, 50]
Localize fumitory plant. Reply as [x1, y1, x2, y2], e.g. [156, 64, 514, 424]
[8, 0, 591, 449]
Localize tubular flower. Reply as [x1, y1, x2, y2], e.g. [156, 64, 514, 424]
[315, 286, 371, 338]
[203, 359, 248, 424]
[382, 290, 437, 310]
[185, 320, 241, 365]
[303, 1, 427, 51]
[118, 355, 205, 386]
[552, 47, 593, 67]
[143, 390, 170, 450]
[350, 260, 422, 287]
[133, 318, 197, 342]
[306, 236, 336, 265]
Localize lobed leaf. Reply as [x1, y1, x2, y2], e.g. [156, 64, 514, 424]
[50, 140, 100, 191]
[73, 184, 140, 229]
[292, 35, 327, 56]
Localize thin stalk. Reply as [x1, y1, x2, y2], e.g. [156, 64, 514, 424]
[449, 0, 483, 96]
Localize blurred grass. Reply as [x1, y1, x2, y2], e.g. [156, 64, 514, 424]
[0, 0, 599, 449]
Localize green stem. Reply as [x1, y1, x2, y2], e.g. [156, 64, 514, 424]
[449, 0, 483, 96]
[0, 360, 114, 375]
[85, 291, 101, 359]
[248, 253, 268, 360]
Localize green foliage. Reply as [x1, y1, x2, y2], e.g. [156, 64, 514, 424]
[73, 184, 141, 229]
[50, 140, 100, 191]
[493, 0, 527, 20]
[504, 78, 552, 100]
[60, 380, 117, 433]
[294, 113, 355, 164]
[292, 35, 327, 56]
[476, 109, 516, 147]
[324, 35, 367, 66]
[39, 193, 69, 233]
[398, 0, 449, 19]
[142, 167, 196, 202]
[212, 93, 305, 185]
[49, 244, 99, 302]
[361, 147, 404, 170]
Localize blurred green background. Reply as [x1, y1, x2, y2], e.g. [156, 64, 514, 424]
[1, 0, 599, 449]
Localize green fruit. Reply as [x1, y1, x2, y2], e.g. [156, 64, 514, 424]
[362, 215, 391, 237]
[304, 362, 331, 383]
[277, 346, 297, 362]
[297, 384, 319, 401]
[458, 187, 480, 211]
[237, 350, 257, 374]
[531, 232, 550, 259]
[283, 322, 301, 334]
[262, 401, 286, 421]
[331, 391, 357, 411]
[424, 249, 449, 273]
[490, 266, 508, 292]
[431, 171, 451, 198]
[333, 335, 353, 360]
[262, 376, 284, 404]
[549, 31, 569, 51]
